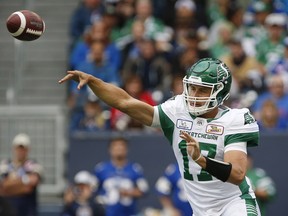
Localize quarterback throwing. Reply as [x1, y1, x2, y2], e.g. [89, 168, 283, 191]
[59, 58, 261, 216]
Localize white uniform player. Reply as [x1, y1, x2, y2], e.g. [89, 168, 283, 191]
[59, 58, 262, 216]
[152, 94, 259, 215]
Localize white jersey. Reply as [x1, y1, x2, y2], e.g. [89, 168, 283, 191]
[153, 95, 259, 216]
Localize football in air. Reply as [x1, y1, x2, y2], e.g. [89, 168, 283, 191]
[6, 10, 45, 41]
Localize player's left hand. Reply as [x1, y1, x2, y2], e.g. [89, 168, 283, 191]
[180, 131, 201, 161]
[58, 70, 90, 90]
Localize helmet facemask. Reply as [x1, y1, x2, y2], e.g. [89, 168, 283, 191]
[183, 76, 226, 116]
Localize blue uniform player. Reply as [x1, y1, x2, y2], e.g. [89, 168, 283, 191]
[93, 137, 149, 216]
[155, 163, 193, 216]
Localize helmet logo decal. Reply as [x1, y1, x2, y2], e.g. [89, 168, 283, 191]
[218, 63, 229, 81]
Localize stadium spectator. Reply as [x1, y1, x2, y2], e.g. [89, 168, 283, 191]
[177, 48, 199, 73]
[69, 40, 121, 110]
[155, 163, 193, 216]
[69, 97, 111, 132]
[69, 0, 105, 48]
[162, 73, 185, 102]
[257, 99, 288, 131]
[173, 0, 199, 35]
[93, 136, 149, 216]
[59, 58, 262, 215]
[117, 20, 146, 68]
[171, 73, 184, 95]
[110, 74, 156, 131]
[122, 37, 172, 103]
[0, 133, 43, 216]
[70, 20, 122, 71]
[61, 170, 105, 216]
[107, 0, 136, 43]
[208, 20, 234, 59]
[206, 0, 232, 26]
[220, 38, 265, 106]
[171, 30, 208, 74]
[255, 13, 287, 73]
[270, 36, 288, 75]
[251, 74, 288, 122]
[244, 0, 271, 42]
[246, 153, 276, 216]
[118, 0, 167, 42]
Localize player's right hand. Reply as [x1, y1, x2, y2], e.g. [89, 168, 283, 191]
[179, 131, 201, 161]
[58, 70, 90, 90]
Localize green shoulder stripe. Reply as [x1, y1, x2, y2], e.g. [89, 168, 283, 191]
[158, 105, 175, 145]
[224, 132, 259, 147]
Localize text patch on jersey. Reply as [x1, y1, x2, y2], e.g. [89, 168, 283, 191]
[206, 124, 224, 135]
[176, 119, 193, 130]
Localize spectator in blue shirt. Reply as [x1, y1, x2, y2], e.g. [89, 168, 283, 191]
[251, 74, 288, 122]
[69, 40, 121, 110]
[70, 20, 122, 71]
[69, 0, 104, 48]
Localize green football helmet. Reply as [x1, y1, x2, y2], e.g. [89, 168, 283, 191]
[183, 58, 232, 116]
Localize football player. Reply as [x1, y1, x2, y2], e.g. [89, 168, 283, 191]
[59, 58, 261, 215]
[155, 162, 193, 216]
[93, 137, 149, 216]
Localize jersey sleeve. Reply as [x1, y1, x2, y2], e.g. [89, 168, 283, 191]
[156, 96, 184, 144]
[224, 108, 259, 147]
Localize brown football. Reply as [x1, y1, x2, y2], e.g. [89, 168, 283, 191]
[6, 10, 45, 41]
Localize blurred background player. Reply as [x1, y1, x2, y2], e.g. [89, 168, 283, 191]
[155, 163, 193, 216]
[0, 133, 43, 216]
[246, 153, 276, 216]
[61, 170, 105, 216]
[93, 136, 149, 216]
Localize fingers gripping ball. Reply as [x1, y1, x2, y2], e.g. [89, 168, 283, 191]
[6, 10, 45, 41]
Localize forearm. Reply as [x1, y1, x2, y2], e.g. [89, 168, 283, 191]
[87, 75, 154, 126]
[2, 178, 33, 196]
[60, 71, 154, 125]
[87, 75, 132, 111]
[195, 155, 245, 185]
[120, 188, 144, 198]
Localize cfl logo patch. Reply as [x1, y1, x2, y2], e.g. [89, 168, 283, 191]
[176, 119, 193, 130]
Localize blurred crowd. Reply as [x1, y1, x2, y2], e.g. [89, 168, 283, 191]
[66, 0, 288, 132]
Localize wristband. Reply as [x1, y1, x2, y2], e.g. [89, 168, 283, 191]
[194, 154, 202, 162]
[22, 175, 30, 185]
[204, 157, 232, 182]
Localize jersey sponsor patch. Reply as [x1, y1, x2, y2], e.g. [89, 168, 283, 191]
[176, 119, 193, 130]
[206, 124, 224, 135]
